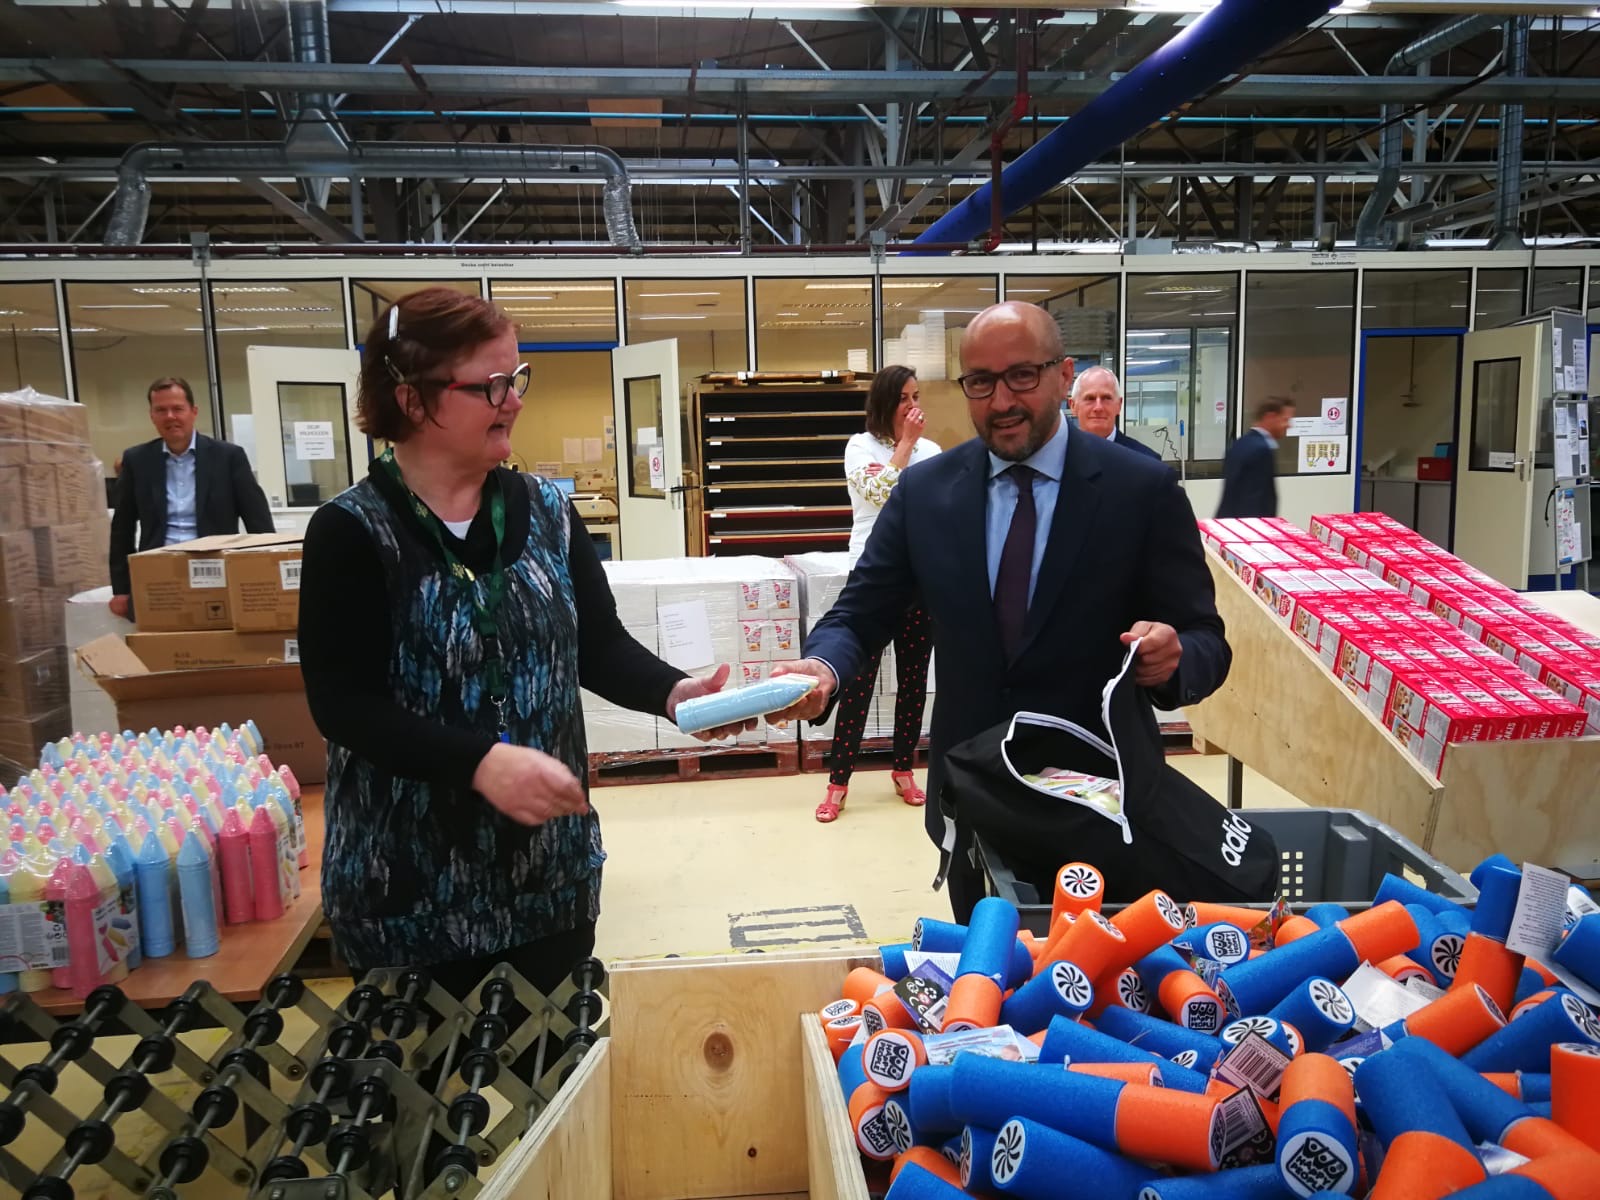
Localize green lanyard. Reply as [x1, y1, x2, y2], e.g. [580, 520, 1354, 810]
[377, 448, 512, 737]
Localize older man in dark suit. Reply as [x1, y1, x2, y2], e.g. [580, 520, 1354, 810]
[108, 376, 274, 616]
[1070, 365, 1163, 462]
[773, 302, 1230, 918]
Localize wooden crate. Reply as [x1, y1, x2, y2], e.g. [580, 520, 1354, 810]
[1187, 550, 1600, 874]
[481, 947, 873, 1200]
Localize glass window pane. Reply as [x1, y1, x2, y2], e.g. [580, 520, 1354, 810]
[490, 279, 618, 344]
[350, 278, 481, 342]
[1475, 268, 1526, 328]
[881, 275, 998, 456]
[65, 281, 215, 478]
[0, 282, 68, 399]
[1589, 267, 1600, 324]
[1532, 267, 1582, 314]
[276, 382, 351, 505]
[210, 279, 348, 445]
[1361, 269, 1470, 329]
[1245, 272, 1355, 476]
[623, 278, 747, 385]
[1006, 274, 1120, 377]
[1469, 357, 1522, 471]
[754, 277, 872, 371]
[624, 375, 664, 499]
[1127, 273, 1239, 477]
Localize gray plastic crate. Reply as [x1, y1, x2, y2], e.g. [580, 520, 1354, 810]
[977, 807, 1478, 937]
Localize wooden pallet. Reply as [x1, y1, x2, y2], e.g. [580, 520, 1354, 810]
[799, 734, 931, 774]
[587, 741, 800, 788]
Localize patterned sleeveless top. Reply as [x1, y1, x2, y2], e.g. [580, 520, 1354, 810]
[321, 470, 601, 970]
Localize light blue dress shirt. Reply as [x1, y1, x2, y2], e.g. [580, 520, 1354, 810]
[986, 417, 1069, 604]
[163, 431, 198, 545]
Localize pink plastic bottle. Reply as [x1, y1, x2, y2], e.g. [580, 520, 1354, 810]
[218, 808, 255, 925]
[248, 806, 284, 920]
[45, 857, 73, 989]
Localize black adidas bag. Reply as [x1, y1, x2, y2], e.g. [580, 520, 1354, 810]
[942, 641, 1279, 906]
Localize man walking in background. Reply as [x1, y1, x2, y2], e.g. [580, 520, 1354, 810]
[108, 376, 274, 617]
[1217, 397, 1294, 519]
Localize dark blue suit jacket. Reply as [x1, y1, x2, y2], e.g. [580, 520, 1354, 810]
[1216, 428, 1279, 518]
[805, 429, 1231, 848]
[1112, 428, 1162, 461]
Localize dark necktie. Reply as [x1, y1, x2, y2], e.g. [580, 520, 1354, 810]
[994, 465, 1038, 661]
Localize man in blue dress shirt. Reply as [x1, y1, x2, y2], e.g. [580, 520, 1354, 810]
[1070, 366, 1163, 462]
[773, 302, 1230, 916]
[108, 377, 274, 617]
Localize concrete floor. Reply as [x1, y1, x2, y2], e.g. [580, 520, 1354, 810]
[2, 753, 1301, 1199]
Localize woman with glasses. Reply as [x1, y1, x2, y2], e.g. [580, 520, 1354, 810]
[816, 365, 941, 823]
[298, 287, 742, 1004]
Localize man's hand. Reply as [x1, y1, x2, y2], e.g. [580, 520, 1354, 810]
[1120, 621, 1182, 687]
[766, 658, 838, 721]
[665, 663, 756, 741]
[108, 595, 131, 619]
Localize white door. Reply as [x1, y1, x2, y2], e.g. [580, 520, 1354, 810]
[245, 346, 364, 510]
[611, 339, 686, 560]
[1453, 324, 1544, 588]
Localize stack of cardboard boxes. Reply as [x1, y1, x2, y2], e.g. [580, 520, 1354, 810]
[76, 532, 326, 782]
[0, 392, 109, 781]
[584, 556, 800, 754]
[1199, 515, 1589, 778]
[787, 552, 935, 750]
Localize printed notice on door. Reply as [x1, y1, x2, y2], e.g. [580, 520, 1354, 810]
[293, 421, 336, 461]
[1301, 435, 1347, 473]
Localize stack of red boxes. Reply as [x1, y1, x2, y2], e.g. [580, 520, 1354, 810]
[1310, 512, 1600, 737]
[1199, 515, 1589, 779]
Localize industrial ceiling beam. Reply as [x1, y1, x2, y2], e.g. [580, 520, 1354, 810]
[10, 61, 1600, 103]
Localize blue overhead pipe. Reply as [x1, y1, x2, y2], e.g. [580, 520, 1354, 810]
[909, 0, 1340, 253]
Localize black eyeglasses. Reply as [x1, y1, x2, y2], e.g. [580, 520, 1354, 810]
[956, 358, 1064, 401]
[420, 362, 532, 408]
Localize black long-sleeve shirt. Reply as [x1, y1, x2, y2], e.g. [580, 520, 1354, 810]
[298, 465, 684, 788]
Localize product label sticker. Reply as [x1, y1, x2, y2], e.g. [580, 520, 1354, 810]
[895, 960, 953, 1033]
[1214, 1086, 1276, 1169]
[1507, 862, 1572, 961]
[279, 559, 302, 591]
[1213, 1032, 1292, 1100]
[924, 1025, 1039, 1066]
[188, 558, 226, 589]
[0, 900, 71, 971]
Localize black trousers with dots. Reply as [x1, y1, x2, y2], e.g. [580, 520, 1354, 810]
[827, 603, 932, 786]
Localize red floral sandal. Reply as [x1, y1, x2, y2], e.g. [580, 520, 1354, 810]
[816, 785, 847, 823]
[891, 772, 926, 807]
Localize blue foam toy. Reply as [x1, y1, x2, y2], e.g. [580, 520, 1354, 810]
[1218, 927, 1359, 1016]
[1000, 960, 1095, 1035]
[1518, 1073, 1551, 1104]
[884, 1162, 967, 1200]
[1551, 912, 1600, 989]
[1037, 1015, 1211, 1094]
[1472, 864, 1524, 942]
[961, 1126, 1001, 1192]
[1470, 854, 1518, 888]
[1304, 903, 1351, 929]
[1354, 1047, 1477, 1150]
[949, 1054, 1124, 1148]
[1374, 873, 1470, 919]
[838, 1042, 867, 1097]
[907, 1065, 961, 1136]
[912, 917, 1033, 988]
[1095, 1007, 1226, 1073]
[1449, 1178, 1556, 1200]
[880, 943, 912, 980]
[957, 898, 1020, 986]
[1136, 1165, 1290, 1199]
[988, 1118, 1149, 1200]
[1462, 993, 1600, 1073]
[1268, 977, 1356, 1053]
[1173, 922, 1251, 966]
[1278, 1097, 1360, 1196]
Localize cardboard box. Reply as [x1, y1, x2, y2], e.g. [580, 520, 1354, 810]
[125, 630, 300, 671]
[223, 535, 304, 633]
[22, 400, 91, 449]
[0, 590, 66, 658]
[0, 532, 39, 598]
[76, 635, 325, 783]
[52, 460, 104, 522]
[35, 519, 109, 592]
[0, 647, 70, 718]
[128, 535, 236, 632]
[0, 399, 27, 468]
[0, 706, 70, 780]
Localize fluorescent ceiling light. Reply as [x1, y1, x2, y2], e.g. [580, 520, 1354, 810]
[639, 314, 708, 321]
[617, 1, 862, 7]
[1200, 311, 1236, 317]
[1006, 288, 1054, 294]
[804, 282, 870, 291]
[0, 309, 27, 316]
[501, 294, 553, 302]
[496, 284, 615, 293]
[1314, 305, 1354, 310]
[882, 281, 943, 290]
[505, 306, 614, 315]
[778, 311, 800, 317]
[639, 291, 722, 298]
[132, 285, 293, 296]
[79, 303, 170, 310]
[217, 306, 333, 314]
[35, 326, 100, 333]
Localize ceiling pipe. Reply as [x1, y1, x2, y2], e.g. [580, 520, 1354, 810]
[102, 141, 642, 249]
[1490, 16, 1529, 249]
[908, 0, 1341, 254]
[1354, 12, 1501, 248]
[285, 0, 350, 210]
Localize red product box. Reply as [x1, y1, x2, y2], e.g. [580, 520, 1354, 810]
[1253, 569, 1340, 623]
[1287, 593, 1356, 652]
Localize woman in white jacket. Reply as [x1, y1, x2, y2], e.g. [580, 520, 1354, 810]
[816, 366, 941, 823]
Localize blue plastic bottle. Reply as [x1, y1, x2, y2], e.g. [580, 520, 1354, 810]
[176, 831, 219, 958]
[136, 832, 176, 958]
[105, 836, 143, 971]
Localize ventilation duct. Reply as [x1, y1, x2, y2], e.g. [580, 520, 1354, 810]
[102, 141, 642, 249]
[1491, 17, 1529, 250]
[1354, 13, 1501, 248]
[909, 0, 1339, 253]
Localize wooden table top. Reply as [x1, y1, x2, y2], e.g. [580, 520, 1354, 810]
[31, 790, 327, 1018]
